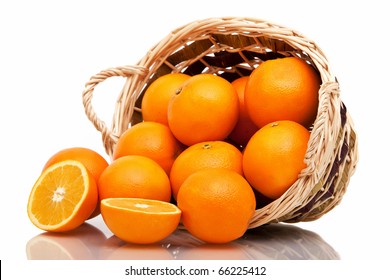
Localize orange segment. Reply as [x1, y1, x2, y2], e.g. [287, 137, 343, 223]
[101, 198, 181, 244]
[27, 160, 98, 232]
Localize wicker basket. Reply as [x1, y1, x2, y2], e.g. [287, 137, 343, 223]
[82, 17, 358, 229]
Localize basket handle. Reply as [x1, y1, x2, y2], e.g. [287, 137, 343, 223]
[82, 65, 148, 158]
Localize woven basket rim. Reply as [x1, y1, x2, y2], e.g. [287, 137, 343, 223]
[139, 17, 335, 84]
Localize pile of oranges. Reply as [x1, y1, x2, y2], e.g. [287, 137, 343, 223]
[27, 57, 321, 244]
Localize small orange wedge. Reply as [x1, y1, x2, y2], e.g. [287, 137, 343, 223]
[27, 160, 98, 232]
[101, 198, 181, 244]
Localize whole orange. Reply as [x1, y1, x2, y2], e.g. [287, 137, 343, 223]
[43, 147, 109, 182]
[113, 121, 184, 174]
[43, 147, 108, 219]
[141, 73, 191, 125]
[169, 140, 243, 200]
[242, 120, 310, 200]
[245, 57, 320, 128]
[177, 168, 256, 244]
[98, 155, 171, 202]
[167, 74, 239, 146]
[228, 76, 259, 147]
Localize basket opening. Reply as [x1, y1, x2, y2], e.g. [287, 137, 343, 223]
[131, 26, 323, 131]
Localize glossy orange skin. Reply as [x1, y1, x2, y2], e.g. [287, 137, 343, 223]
[177, 168, 256, 244]
[141, 73, 191, 125]
[113, 121, 184, 174]
[43, 147, 108, 182]
[245, 57, 320, 128]
[169, 141, 243, 200]
[98, 155, 171, 202]
[168, 74, 239, 146]
[243, 120, 310, 199]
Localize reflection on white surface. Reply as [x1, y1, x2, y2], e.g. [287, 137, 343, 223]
[26, 222, 339, 260]
[26, 223, 107, 260]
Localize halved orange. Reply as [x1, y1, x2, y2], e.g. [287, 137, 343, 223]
[100, 198, 181, 244]
[27, 160, 98, 232]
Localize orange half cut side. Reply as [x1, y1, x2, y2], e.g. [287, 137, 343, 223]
[101, 198, 181, 244]
[27, 160, 98, 232]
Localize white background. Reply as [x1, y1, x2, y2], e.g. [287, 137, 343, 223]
[1, 0, 389, 278]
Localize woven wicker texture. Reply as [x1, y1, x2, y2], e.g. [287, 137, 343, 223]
[82, 17, 358, 228]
